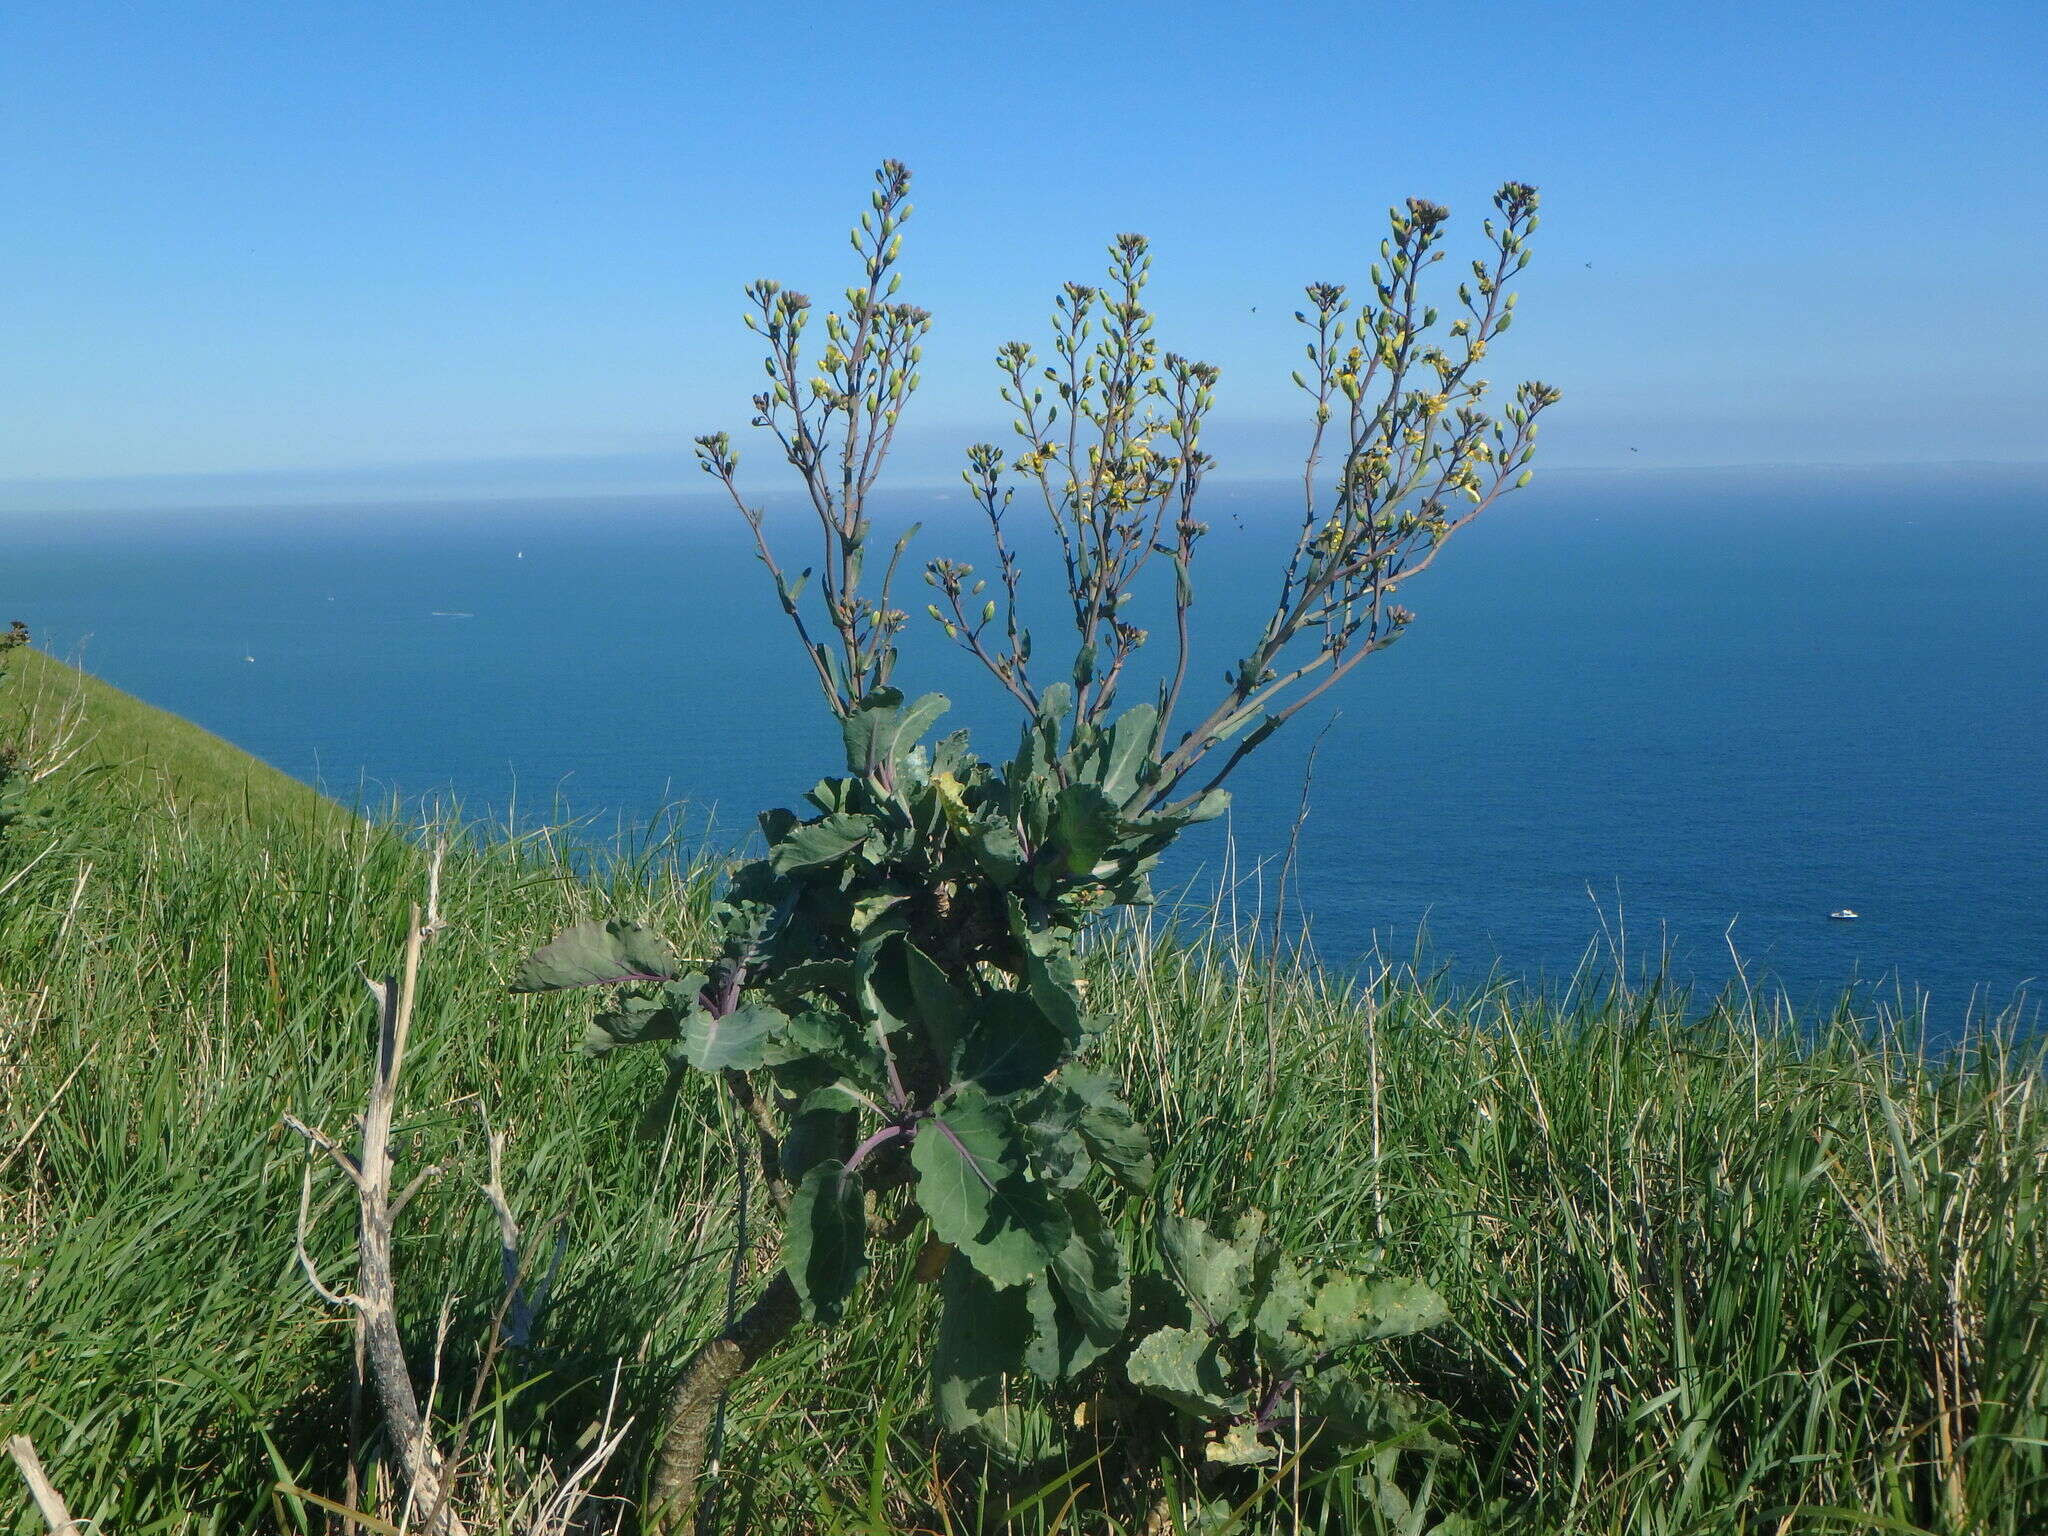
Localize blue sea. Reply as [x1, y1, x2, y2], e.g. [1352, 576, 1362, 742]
[10, 464, 2046, 1033]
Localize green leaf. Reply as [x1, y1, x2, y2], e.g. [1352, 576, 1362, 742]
[954, 992, 1066, 1097]
[901, 940, 967, 1066]
[1045, 1190, 1129, 1374]
[1022, 947, 1087, 1042]
[510, 919, 680, 992]
[677, 999, 789, 1072]
[934, 1256, 1057, 1461]
[1012, 1083, 1091, 1189]
[1250, 1249, 1316, 1375]
[1067, 1071, 1155, 1192]
[1306, 1275, 1449, 1350]
[967, 820, 1026, 882]
[849, 884, 912, 938]
[1050, 784, 1123, 876]
[769, 813, 874, 873]
[895, 692, 951, 760]
[1024, 1187, 1138, 1384]
[785, 1161, 867, 1324]
[780, 1105, 852, 1182]
[1126, 1326, 1245, 1419]
[840, 687, 904, 777]
[1205, 1422, 1278, 1466]
[842, 688, 950, 777]
[912, 1088, 1071, 1288]
[1094, 703, 1158, 807]
[1159, 1214, 1252, 1334]
[780, 1007, 888, 1087]
[857, 935, 965, 1063]
[772, 959, 855, 1003]
[583, 975, 707, 1056]
[1298, 1372, 1456, 1455]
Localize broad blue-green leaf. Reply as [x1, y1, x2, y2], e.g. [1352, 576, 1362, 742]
[853, 933, 926, 1037]
[1299, 1372, 1456, 1455]
[1159, 1214, 1251, 1334]
[772, 959, 855, 1002]
[780, 1105, 852, 1181]
[1067, 1071, 1155, 1191]
[1126, 1326, 1245, 1419]
[584, 975, 707, 1056]
[1001, 898, 1057, 963]
[912, 1087, 1071, 1288]
[785, 1161, 866, 1324]
[933, 1260, 1061, 1462]
[1012, 1083, 1091, 1189]
[849, 884, 912, 938]
[843, 688, 950, 776]
[1094, 703, 1158, 807]
[967, 821, 1026, 881]
[894, 692, 951, 760]
[1044, 1190, 1128, 1374]
[902, 940, 967, 1065]
[1306, 1275, 1449, 1349]
[769, 813, 874, 873]
[1050, 784, 1123, 876]
[1021, 1273, 1062, 1383]
[1250, 1248, 1315, 1375]
[934, 1264, 1029, 1426]
[840, 687, 904, 776]
[1205, 1423, 1278, 1466]
[954, 992, 1066, 1097]
[677, 999, 789, 1072]
[1019, 1217, 1126, 1383]
[780, 1006, 888, 1087]
[1022, 948, 1087, 1043]
[510, 919, 679, 992]
[857, 933, 961, 1057]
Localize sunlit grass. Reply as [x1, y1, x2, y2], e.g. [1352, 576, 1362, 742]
[2, 664, 2044, 1533]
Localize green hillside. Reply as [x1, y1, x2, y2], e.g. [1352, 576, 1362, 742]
[3, 642, 343, 833]
[2, 649, 2044, 1534]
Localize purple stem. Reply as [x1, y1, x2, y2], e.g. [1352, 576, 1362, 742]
[1254, 1378, 1293, 1430]
[845, 1121, 912, 1174]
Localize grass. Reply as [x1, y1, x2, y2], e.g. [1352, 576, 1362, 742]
[3, 644, 343, 834]
[2, 656, 2045, 1534]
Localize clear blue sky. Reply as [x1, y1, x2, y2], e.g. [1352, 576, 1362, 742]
[5, 0, 2045, 508]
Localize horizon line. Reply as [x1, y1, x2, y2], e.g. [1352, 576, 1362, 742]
[8, 454, 2048, 518]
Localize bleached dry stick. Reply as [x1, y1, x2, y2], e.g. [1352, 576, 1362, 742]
[5, 1435, 78, 1536]
[285, 900, 469, 1536]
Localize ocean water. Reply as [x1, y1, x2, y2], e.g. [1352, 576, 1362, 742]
[9, 464, 2045, 1032]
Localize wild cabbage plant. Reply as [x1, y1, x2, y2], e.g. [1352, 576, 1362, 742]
[513, 162, 1555, 1527]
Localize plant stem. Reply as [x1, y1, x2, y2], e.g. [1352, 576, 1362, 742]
[645, 1272, 802, 1535]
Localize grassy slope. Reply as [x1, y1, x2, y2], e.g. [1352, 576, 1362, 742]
[2, 661, 2045, 1534]
[5, 644, 343, 833]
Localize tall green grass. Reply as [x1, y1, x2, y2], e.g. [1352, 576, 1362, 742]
[2, 673, 2044, 1533]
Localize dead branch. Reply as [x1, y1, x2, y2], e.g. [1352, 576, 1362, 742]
[6, 1436, 78, 1536]
[284, 903, 469, 1536]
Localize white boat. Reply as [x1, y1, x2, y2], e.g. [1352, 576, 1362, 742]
[1829, 909, 1859, 920]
